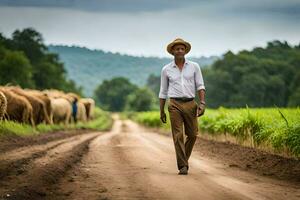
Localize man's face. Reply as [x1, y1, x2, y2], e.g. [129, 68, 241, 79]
[172, 44, 186, 58]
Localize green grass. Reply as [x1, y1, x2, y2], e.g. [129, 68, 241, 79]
[124, 111, 170, 130]
[70, 107, 113, 131]
[126, 107, 300, 157]
[0, 107, 113, 137]
[0, 120, 38, 137]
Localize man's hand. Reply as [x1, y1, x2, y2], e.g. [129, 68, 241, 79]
[197, 103, 205, 117]
[160, 111, 167, 123]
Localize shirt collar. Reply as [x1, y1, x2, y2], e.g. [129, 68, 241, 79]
[172, 59, 189, 68]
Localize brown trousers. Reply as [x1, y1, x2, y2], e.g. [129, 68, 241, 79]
[168, 99, 198, 170]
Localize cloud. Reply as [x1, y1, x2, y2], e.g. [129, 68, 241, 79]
[0, 0, 299, 56]
[1, 0, 300, 16]
[224, 0, 300, 18]
[0, 0, 204, 12]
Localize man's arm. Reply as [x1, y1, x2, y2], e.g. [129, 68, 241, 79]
[195, 63, 206, 117]
[160, 98, 166, 123]
[198, 89, 205, 104]
[197, 89, 206, 117]
[159, 67, 168, 123]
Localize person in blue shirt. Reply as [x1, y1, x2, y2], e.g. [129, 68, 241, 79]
[72, 98, 78, 123]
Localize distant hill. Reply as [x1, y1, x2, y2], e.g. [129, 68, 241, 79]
[48, 45, 219, 96]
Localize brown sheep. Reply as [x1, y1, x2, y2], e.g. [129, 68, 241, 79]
[43, 89, 76, 104]
[0, 91, 7, 120]
[0, 87, 34, 126]
[82, 100, 91, 120]
[25, 89, 53, 124]
[7, 87, 51, 125]
[80, 98, 95, 120]
[43, 89, 68, 99]
[44, 91, 81, 123]
[66, 92, 80, 102]
[50, 97, 72, 125]
[76, 101, 87, 122]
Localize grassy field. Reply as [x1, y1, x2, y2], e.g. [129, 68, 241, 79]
[127, 107, 300, 158]
[0, 107, 113, 137]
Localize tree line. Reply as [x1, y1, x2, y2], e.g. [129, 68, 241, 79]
[0, 28, 82, 95]
[1, 28, 298, 110]
[144, 40, 300, 108]
[94, 77, 157, 112]
[204, 41, 300, 108]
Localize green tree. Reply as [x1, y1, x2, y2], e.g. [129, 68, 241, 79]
[125, 87, 156, 111]
[10, 28, 46, 65]
[146, 74, 160, 96]
[0, 47, 34, 88]
[288, 87, 300, 107]
[237, 73, 267, 107]
[94, 77, 138, 111]
[204, 69, 234, 108]
[204, 41, 300, 108]
[288, 72, 300, 107]
[0, 28, 82, 95]
[289, 71, 300, 93]
[264, 75, 286, 106]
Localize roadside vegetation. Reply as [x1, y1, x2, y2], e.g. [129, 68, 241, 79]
[0, 107, 113, 137]
[127, 108, 300, 158]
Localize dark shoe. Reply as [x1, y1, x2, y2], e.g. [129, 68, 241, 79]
[178, 166, 188, 175]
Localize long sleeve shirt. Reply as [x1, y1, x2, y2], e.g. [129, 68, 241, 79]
[159, 60, 205, 99]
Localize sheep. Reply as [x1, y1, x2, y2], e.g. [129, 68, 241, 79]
[43, 90, 83, 123]
[76, 101, 87, 122]
[50, 97, 72, 125]
[0, 91, 7, 120]
[24, 89, 53, 124]
[43, 89, 71, 101]
[7, 86, 51, 125]
[66, 92, 80, 102]
[80, 98, 95, 120]
[0, 87, 34, 126]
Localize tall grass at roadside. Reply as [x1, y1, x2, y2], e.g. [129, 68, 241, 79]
[126, 108, 300, 157]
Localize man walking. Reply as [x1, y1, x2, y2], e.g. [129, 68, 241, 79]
[159, 38, 206, 175]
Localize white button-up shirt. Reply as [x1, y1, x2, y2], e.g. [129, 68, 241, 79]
[159, 60, 205, 99]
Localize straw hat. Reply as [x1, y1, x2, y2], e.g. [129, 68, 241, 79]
[167, 38, 191, 55]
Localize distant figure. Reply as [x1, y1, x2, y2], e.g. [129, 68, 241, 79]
[72, 98, 78, 123]
[159, 38, 206, 175]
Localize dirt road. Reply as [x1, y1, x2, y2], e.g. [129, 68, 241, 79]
[0, 115, 299, 200]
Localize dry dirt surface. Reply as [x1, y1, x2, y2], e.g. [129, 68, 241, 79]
[0, 115, 299, 200]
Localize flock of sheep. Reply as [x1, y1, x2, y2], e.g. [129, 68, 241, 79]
[0, 86, 95, 126]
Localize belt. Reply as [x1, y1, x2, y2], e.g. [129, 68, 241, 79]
[170, 97, 194, 102]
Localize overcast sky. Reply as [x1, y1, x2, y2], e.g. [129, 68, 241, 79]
[0, 0, 299, 57]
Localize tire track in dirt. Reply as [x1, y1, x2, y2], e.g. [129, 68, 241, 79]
[51, 119, 162, 200]
[0, 137, 78, 179]
[0, 132, 101, 200]
[0, 130, 94, 153]
[53, 118, 248, 200]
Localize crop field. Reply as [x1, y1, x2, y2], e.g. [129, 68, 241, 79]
[128, 108, 300, 157]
